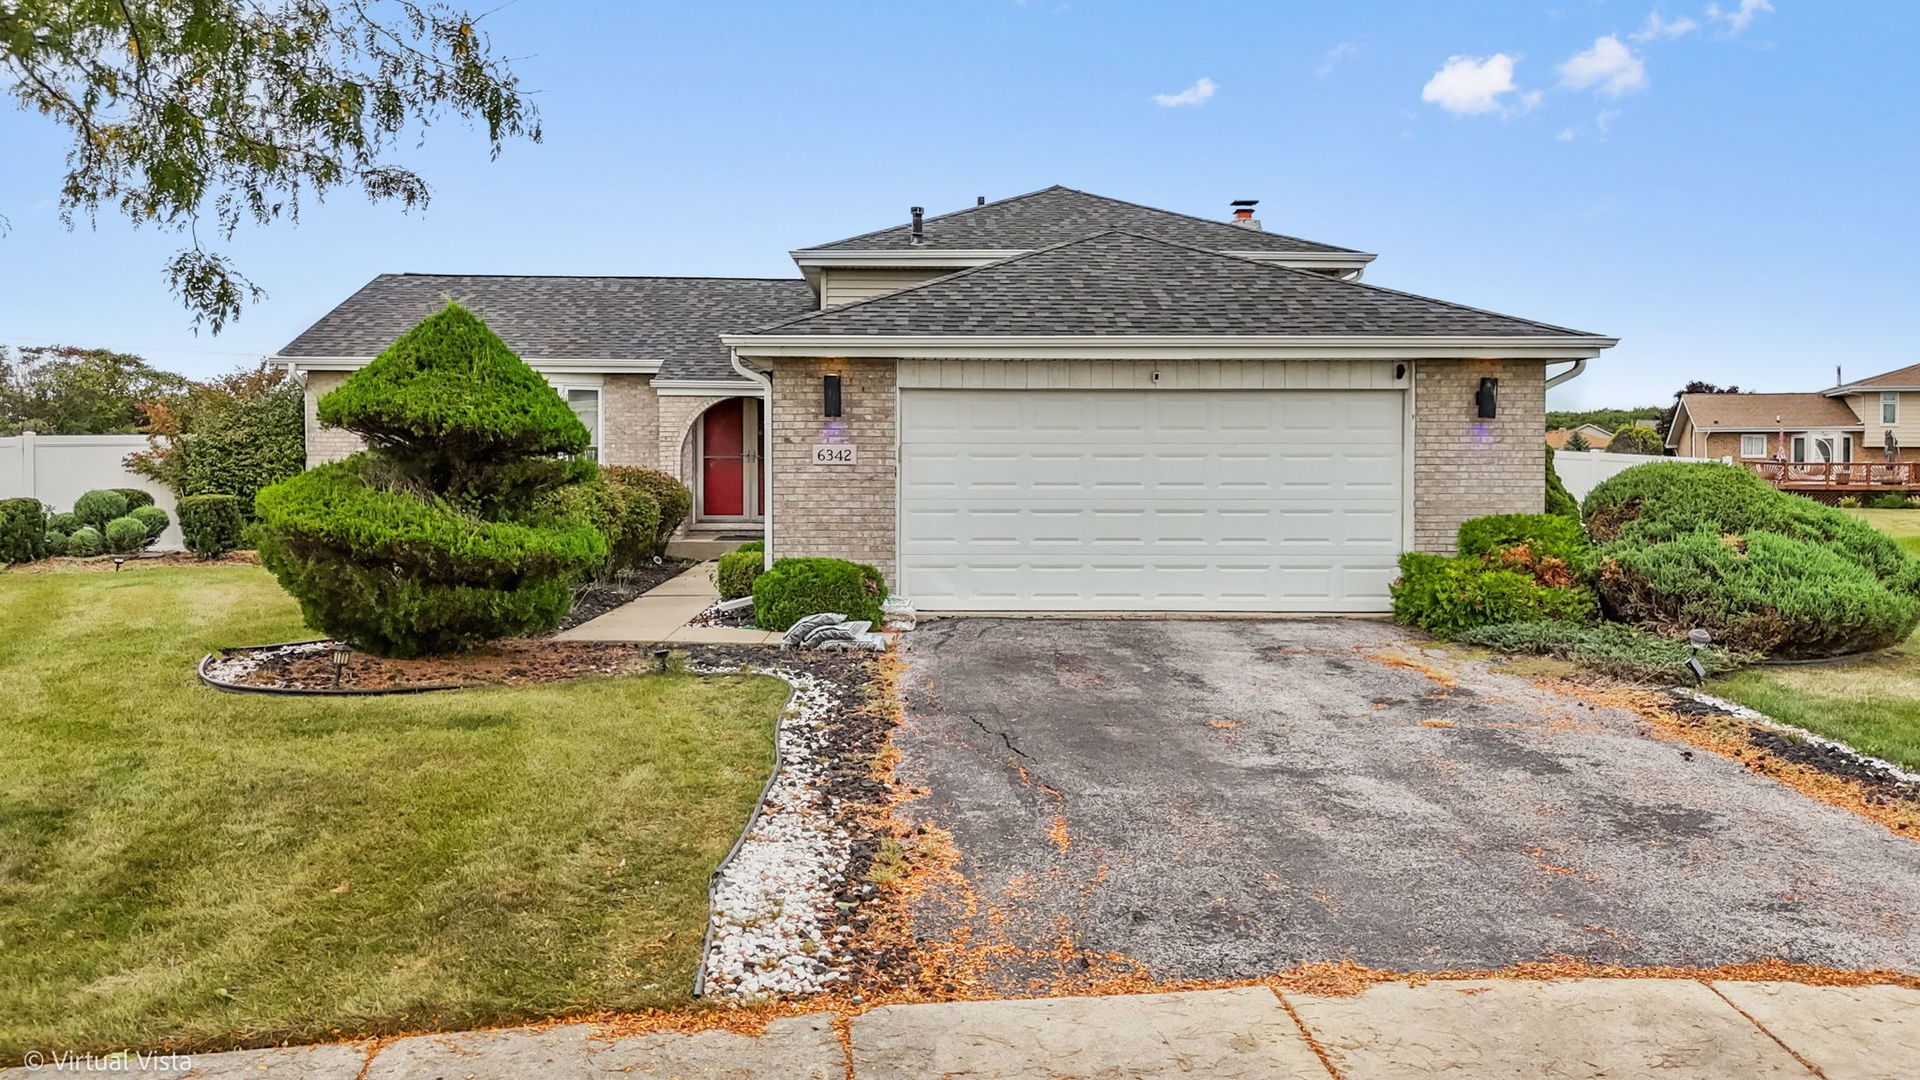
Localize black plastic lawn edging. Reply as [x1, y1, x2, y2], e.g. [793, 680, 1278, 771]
[197, 641, 464, 696]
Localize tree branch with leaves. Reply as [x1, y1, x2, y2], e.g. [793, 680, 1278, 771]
[0, 0, 540, 331]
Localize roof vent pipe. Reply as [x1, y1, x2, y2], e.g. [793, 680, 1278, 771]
[977, 195, 986, 206]
[909, 206, 925, 245]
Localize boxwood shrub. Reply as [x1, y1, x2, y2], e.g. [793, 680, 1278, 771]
[0, 497, 49, 564]
[717, 541, 767, 601]
[47, 511, 80, 535]
[1391, 551, 1596, 639]
[66, 525, 103, 557]
[103, 515, 151, 554]
[177, 493, 246, 558]
[112, 487, 155, 510]
[751, 556, 885, 632]
[601, 466, 687, 557]
[72, 489, 128, 531]
[598, 471, 665, 572]
[43, 528, 69, 557]
[129, 504, 170, 541]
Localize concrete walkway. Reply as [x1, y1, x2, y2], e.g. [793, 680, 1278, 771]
[555, 561, 779, 645]
[39, 979, 1916, 1079]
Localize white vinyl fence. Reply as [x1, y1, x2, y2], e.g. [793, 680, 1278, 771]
[0, 432, 183, 549]
[1554, 448, 1728, 502]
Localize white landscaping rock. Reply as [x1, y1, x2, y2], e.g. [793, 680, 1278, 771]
[202, 640, 330, 686]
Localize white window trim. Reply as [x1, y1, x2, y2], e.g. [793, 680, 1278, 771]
[548, 379, 605, 461]
[1884, 392, 1900, 425]
[1740, 434, 1767, 458]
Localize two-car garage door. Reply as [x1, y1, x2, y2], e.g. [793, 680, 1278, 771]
[898, 386, 1406, 611]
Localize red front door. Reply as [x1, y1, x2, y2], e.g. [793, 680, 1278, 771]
[701, 399, 761, 518]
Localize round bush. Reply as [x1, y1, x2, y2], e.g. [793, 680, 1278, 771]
[717, 543, 767, 601]
[104, 516, 151, 554]
[1606, 425, 1665, 455]
[751, 557, 886, 632]
[601, 466, 687, 556]
[1597, 530, 1919, 658]
[66, 526, 103, 557]
[595, 471, 664, 573]
[177, 493, 246, 558]
[43, 529, 70, 557]
[72, 489, 128, 531]
[47, 511, 81, 534]
[129, 504, 170, 541]
[112, 487, 156, 510]
[0, 497, 49, 564]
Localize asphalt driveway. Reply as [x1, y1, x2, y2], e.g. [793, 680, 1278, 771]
[895, 617, 1920, 990]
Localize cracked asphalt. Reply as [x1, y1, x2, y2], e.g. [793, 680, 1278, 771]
[895, 617, 1920, 990]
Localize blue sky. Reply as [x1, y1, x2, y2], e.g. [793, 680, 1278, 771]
[1, 0, 1912, 409]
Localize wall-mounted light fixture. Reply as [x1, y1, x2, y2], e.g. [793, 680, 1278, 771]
[1475, 377, 1498, 419]
[1394, 363, 1407, 381]
[823, 374, 843, 418]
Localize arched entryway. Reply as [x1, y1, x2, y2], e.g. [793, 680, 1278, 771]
[690, 397, 763, 524]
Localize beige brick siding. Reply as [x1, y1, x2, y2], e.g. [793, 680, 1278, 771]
[1412, 359, 1546, 554]
[301, 371, 366, 466]
[657, 394, 733, 492]
[768, 358, 897, 581]
[598, 374, 659, 468]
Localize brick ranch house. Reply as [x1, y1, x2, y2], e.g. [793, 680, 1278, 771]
[276, 186, 1616, 613]
[1666, 363, 1920, 495]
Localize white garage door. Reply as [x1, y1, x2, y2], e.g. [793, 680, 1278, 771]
[898, 388, 1405, 611]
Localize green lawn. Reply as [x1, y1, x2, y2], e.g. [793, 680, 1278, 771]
[1710, 508, 1920, 769]
[0, 565, 787, 1059]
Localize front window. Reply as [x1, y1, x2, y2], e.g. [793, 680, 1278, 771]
[1884, 392, 1900, 425]
[563, 387, 601, 460]
[1740, 434, 1766, 458]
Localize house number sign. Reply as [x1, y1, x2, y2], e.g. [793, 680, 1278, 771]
[812, 444, 857, 465]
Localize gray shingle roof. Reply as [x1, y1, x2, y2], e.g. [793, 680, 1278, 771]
[278, 274, 816, 381]
[799, 185, 1358, 255]
[750, 231, 1597, 338]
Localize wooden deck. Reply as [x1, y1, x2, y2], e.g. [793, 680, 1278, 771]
[1750, 461, 1920, 491]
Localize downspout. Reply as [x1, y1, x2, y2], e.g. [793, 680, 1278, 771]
[1543, 358, 1587, 390]
[728, 347, 775, 570]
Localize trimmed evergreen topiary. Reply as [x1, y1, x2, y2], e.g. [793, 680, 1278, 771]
[178, 494, 246, 558]
[129, 504, 170, 541]
[66, 526, 103, 557]
[44, 528, 69, 557]
[751, 557, 885, 632]
[72, 489, 128, 531]
[717, 541, 768, 601]
[112, 487, 156, 510]
[1545, 446, 1579, 519]
[47, 511, 81, 535]
[0, 498, 49, 564]
[601, 466, 687, 556]
[255, 302, 606, 657]
[104, 515, 151, 554]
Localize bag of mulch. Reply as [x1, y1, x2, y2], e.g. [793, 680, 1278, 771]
[781, 612, 846, 648]
[882, 596, 917, 631]
[803, 623, 860, 649]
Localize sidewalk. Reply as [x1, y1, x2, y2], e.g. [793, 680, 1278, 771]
[40, 978, 1915, 1079]
[555, 561, 780, 645]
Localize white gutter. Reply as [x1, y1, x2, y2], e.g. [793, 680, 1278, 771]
[1544, 358, 1587, 390]
[728, 347, 776, 571]
[722, 333, 1618, 361]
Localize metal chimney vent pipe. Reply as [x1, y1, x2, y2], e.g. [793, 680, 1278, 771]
[909, 206, 925, 245]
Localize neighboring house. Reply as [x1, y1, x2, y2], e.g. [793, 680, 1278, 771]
[1545, 424, 1615, 450]
[1667, 364, 1920, 466]
[277, 185, 1616, 613]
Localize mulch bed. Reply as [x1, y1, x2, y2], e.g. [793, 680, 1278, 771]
[8, 550, 260, 573]
[211, 639, 654, 691]
[548, 558, 697, 634]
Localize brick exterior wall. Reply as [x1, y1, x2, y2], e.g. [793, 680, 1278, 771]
[657, 394, 733, 492]
[1412, 359, 1547, 554]
[768, 358, 897, 580]
[598, 373, 659, 468]
[301, 371, 366, 466]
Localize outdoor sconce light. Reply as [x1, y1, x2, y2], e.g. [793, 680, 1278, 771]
[1475, 377, 1499, 419]
[330, 641, 352, 687]
[823, 374, 843, 418]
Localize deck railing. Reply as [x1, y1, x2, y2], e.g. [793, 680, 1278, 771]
[1749, 461, 1918, 487]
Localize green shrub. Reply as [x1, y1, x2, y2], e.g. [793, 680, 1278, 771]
[0, 498, 49, 564]
[601, 466, 689, 554]
[66, 526, 102, 557]
[1545, 446, 1579, 519]
[129, 504, 170, 541]
[1456, 621, 1752, 681]
[126, 366, 306, 518]
[1597, 529, 1919, 658]
[103, 515, 151, 554]
[43, 528, 69, 557]
[1838, 495, 1863, 509]
[1869, 493, 1913, 511]
[1390, 552, 1596, 639]
[1457, 513, 1590, 567]
[717, 543, 768, 601]
[177, 493, 246, 558]
[112, 487, 155, 510]
[47, 511, 80, 534]
[1606, 425, 1665, 455]
[72, 489, 128, 530]
[599, 472, 664, 572]
[256, 303, 606, 657]
[751, 557, 886, 632]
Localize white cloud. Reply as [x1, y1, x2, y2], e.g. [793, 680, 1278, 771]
[1420, 54, 1531, 116]
[1151, 77, 1217, 107]
[1557, 126, 1577, 141]
[1596, 108, 1623, 136]
[1708, 0, 1773, 34]
[1317, 41, 1361, 77]
[1630, 12, 1699, 41]
[1558, 35, 1649, 97]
